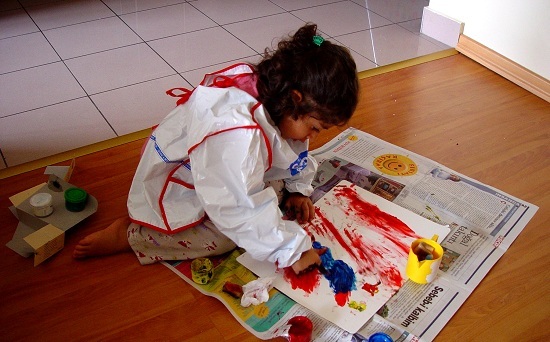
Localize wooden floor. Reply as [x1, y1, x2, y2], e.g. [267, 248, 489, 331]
[1, 54, 549, 341]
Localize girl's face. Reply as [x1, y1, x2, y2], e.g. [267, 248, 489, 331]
[278, 114, 332, 142]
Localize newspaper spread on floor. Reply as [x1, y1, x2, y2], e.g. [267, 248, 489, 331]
[163, 127, 538, 341]
[164, 249, 357, 341]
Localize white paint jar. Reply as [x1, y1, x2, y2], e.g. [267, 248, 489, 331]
[29, 192, 54, 217]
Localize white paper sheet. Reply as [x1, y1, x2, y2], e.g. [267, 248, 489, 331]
[238, 180, 450, 333]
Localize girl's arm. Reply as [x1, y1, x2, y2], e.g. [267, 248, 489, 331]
[190, 128, 311, 268]
[282, 142, 318, 224]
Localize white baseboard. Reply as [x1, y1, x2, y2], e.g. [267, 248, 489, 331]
[421, 7, 464, 47]
[456, 35, 550, 103]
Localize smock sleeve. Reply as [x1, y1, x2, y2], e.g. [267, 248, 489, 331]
[284, 152, 318, 196]
[189, 128, 312, 268]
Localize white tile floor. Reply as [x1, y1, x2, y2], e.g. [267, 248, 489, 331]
[0, 0, 449, 169]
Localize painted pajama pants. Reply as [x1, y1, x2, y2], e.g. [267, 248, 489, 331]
[127, 180, 285, 265]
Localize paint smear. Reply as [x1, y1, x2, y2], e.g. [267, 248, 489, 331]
[283, 266, 321, 294]
[303, 184, 421, 291]
[314, 241, 356, 306]
[362, 281, 380, 296]
[283, 242, 357, 307]
[349, 300, 367, 312]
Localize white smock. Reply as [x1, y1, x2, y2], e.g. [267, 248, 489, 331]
[127, 64, 317, 268]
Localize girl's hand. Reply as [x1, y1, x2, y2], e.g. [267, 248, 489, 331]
[291, 248, 327, 274]
[284, 193, 315, 224]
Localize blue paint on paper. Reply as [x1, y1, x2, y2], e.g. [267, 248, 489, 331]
[313, 241, 356, 293]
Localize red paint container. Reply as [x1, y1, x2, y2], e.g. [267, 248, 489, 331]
[287, 316, 313, 342]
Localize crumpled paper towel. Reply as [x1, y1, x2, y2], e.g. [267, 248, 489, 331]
[240, 276, 275, 307]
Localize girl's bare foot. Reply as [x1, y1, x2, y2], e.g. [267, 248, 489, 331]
[73, 217, 132, 259]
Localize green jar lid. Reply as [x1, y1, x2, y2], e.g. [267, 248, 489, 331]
[64, 187, 88, 203]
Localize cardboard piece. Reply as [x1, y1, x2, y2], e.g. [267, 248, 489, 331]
[5, 222, 37, 257]
[8, 184, 44, 207]
[23, 225, 65, 267]
[44, 159, 75, 181]
[15, 181, 98, 232]
[5, 165, 98, 266]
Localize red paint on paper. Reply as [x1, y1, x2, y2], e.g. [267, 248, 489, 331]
[302, 184, 420, 290]
[380, 266, 404, 288]
[334, 185, 417, 255]
[283, 267, 321, 294]
[335, 292, 350, 307]
[309, 206, 362, 262]
[362, 281, 380, 296]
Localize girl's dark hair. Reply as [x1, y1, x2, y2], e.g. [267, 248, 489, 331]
[255, 23, 359, 126]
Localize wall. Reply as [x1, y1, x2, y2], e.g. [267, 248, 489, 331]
[428, 0, 550, 80]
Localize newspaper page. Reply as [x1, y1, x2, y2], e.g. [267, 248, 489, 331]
[162, 249, 355, 341]
[162, 127, 537, 341]
[309, 127, 539, 341]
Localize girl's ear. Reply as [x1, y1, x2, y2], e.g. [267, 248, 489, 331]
[291, 90, 303, 104]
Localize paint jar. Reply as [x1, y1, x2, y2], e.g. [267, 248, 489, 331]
[406, 235, 443, 284]
[64, 187, 88, 212]
[368, 332, 394, 342]
[287, 316, 313, 342]
[29, 192, 54, 217]
[190, 257, 213, 285]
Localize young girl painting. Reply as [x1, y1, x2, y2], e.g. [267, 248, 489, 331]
[73, 23, 359, 274]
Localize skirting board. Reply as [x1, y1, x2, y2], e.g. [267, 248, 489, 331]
[421, 7, 464, 47]
[456, 35, 550, 103]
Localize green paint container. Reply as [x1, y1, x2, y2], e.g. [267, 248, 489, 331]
[64, 187, 88, 212]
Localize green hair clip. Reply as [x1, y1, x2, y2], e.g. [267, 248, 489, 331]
[313, 35, 324, 47]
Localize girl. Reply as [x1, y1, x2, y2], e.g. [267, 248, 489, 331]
[73, 24, 359, 274]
